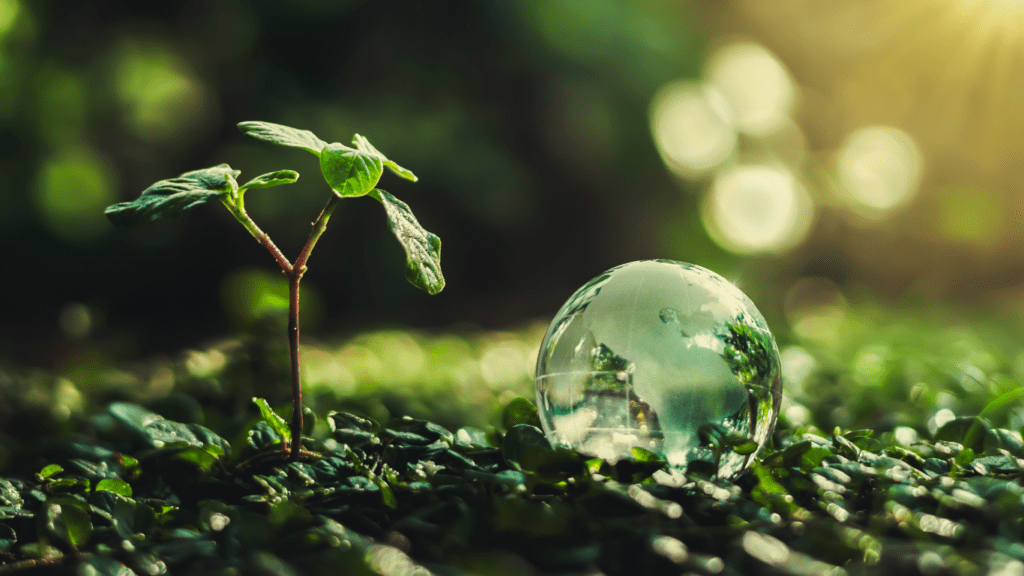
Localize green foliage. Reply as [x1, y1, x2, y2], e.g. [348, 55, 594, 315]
[237, 121, 328, 155]
[240, 170, 299, 191]
[42, 500, 92, 548]
[319, 142, 383, 198]
[253, 397, 291, 441]
[370, 189, 444, 294]
[501, 397, 542, 430]
[7, 393, 1024, 575]
[104, 164, 240, 227]
[94, 479, 132, 498]
[353, 134, 418, 182]
[106, 120, 444, 295]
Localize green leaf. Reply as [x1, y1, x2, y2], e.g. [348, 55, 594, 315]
[630, 446, 664, 463]
[0, 478, 23, 509]
[253, 398, 291, 440]
[110, 496, 136, 540]
[370, 189, 444, 295]
[105, 164, 240, 228]
[81, 556, 135, 576]
[801, 447, 832, 472]
[319, 143, 382, 197]
[371, 476, 398, 509]
[173, 446, 219, 472]
[95, 479, 132, 498]
[240, 170, 299, 191]
[238, 121, 327, 155]
[352, 134, 418, 181]
[733, 440, 760, 455]
[145, 420, 232, 457]
[935, 416, 990, 452]
[955, 447, 976, 467]
[302, 406, 316, 436]
[501, 424, 553, 474]
[328, 411, 380, 434]
[43, 501, 92, 548]
[501, 398, 542, 431]
[0, 522, 16, 553]
[37, 464, 63, 480]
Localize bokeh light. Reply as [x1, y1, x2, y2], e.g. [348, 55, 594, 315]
[705, 41, 796, 136]
[702, 164, 813, 254]
[58, 302, 92, 339]
[0, 0, 19, 38]
[111, 39, 216, 144]
[33, 147, 117, 242]
[219, 268, 323, 329]
[650, 81, 736, 176]
[837, 125, 923, 214]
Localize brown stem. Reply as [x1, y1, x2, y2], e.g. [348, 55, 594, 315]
[286, 195, 340, 461]
[229, 192, 342, 461]
[287, 271, 303, 460]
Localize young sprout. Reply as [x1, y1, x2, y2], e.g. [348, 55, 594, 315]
[105, 121, 444, 460]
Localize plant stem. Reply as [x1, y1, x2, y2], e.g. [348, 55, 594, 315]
[284, 194, 340, 460]
[223, 196, 293, 271]
[287, 271, 302, 460]
[295, 195, 342, 272]
[228, 190, 342, 461]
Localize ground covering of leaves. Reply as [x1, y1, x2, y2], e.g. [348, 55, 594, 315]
[5, 301, 1024, 575]
[1, 392, 1023, 576]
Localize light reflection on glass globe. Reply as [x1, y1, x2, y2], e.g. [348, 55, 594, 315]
[535, 260, 782, 482]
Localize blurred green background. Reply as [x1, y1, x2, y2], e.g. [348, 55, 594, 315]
[4, 0, 1024, 441]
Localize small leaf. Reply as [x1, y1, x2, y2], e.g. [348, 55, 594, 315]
[630, 447, 664, 463]
[501, 424, 553, 473]
[935, 416, 990, 452]
[502, 398, 542, 431]
[319, 143, 382, 197]
[105, 164, 240, 228]
[302, 406, 316, 436]
[0, 522, 16, 553]
[38, 464, 63, 480]
[110, 497, 136, 540]
[955, 447, 976, 467]
[44, 501, 92, 548]
[733, 441, 760, 455]
[95, 479, 132, 498]
[173, 446, 219, 472]
[241, 170, 299, 191]
[238, 121, 327, 155]
[370, 189, 444, 295]
[328, 411, 380, 434]
[371, 476, 397, 509]
[253, 398, 291, 440]
[144, 420, 231, 457]
[352, 134, 418, 181]
[248, 422, 284, 451]
[0, 479, 23, 509]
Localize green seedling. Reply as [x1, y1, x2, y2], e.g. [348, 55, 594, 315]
[105, 121, 444, 460]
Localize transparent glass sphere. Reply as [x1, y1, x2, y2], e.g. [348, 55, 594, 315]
[535, 260, 782, 481]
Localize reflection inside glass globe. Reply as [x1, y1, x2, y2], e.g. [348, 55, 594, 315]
[535, 260, 782, 482]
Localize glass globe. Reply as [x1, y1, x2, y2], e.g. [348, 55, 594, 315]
[535, 260, 782, 481]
